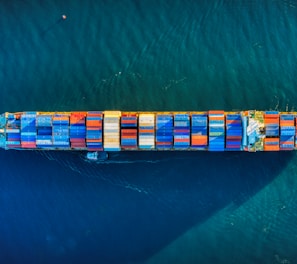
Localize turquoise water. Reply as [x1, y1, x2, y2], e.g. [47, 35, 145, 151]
[1, 0, 297, 263]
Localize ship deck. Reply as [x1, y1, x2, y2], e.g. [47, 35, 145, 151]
[1, 110, 296, 152]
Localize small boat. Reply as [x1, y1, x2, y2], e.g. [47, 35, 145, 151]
[86, 151, 108, 161]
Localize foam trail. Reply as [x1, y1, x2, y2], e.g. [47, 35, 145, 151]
[36, 151, 157, 196]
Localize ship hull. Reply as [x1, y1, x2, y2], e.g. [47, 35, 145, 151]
[0, 110, 295, 152]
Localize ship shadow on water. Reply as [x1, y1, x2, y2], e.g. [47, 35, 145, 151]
[0, 150, 293, 263]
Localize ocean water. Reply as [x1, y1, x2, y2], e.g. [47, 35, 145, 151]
[1, 0, 297, 263]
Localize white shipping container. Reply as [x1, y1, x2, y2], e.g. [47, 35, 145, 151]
[6, 129, 20, 133]
[139, 114, 155, 125]
[36, 140, 52, 145]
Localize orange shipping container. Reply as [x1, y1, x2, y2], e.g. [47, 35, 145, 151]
[264, 117, 279, 120]
[86, 127, 102, 131]
[121, 120, 137, 124]
[121, 135, 137, 138]
[139, 129, 154, 133]
[21, 143, 37, 148]
[86, 120, 102, 126]
[226, 120, 241, 124]
[208, 117, 224, 121]
[191, 136, 208, 145]
[264, 138, 280, 143]
[264, 145, 280, 151]
[192, 135, 207, 140]
[87, 114, 102, 117]
[280, 121, 294, 126]
[86, 139, 102, 143]
[70, 115, 85, 120]
[71, 112, 87, 116]
[192, 140, 208, 145]
[121, 129, 137, 133]
[264, 114, 279, 117]
[174, 138, 190, 143]
[122, 113, 137, 117]
[208, 111, 224, 115]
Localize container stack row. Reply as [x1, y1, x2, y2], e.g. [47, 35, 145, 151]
[279, 114, 295, 150]
[36, 115, 52, 148]
[103, 111, 121, 151]
[52, 114, 70, 148]
[264, 111, 279, 137]
[70, 112, 86, 149]
[6, 113, 21, 148]
[138, 114, 155, 149]
[9, 110, 297, 152]
[121, 113, 138, 149]
[21, 112, 37, 148]
[264, 138, 280, 151]
[156, 114, 173, 149]
[208, 111, 225, 151]
[191, 114, 208, 149]
[225, 114, 242, 150]
[174, 114, 190, 149]
[86, 112, 103, 151]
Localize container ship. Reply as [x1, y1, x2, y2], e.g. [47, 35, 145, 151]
[0, 110, 295, 153]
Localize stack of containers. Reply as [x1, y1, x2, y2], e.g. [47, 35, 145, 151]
[52, 114, 70, 148]
[174, 114, 190, 149]
[21, 112, 37, 148]
[103, 111, 121, 151]
[225, 114, 242, 150]
[121, 113, 138, 149]
[6, 113, 21, 148]
[138, 114, 155, 149]
[70, 112, 86, 149]
[264, 111, 279, 137]
[279, 114, 295, 150]
[156, 114, 173, 149]
[36, 115, 52, 148]
[191, 113, 208, 149]
[86, 112, 103, 151]
[264, 138, 280, 151]
[208, 111, 225, 151]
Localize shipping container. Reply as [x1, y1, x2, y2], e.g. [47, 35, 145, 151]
[225, 113, 242, 150]
[103, 111, 121, 151]
[173, 114, 190, 149]
[138, 114, 155, 149]
[52, 114, 70, 148]
[191, 113, 208, 149]
[156, 114, 173, 150]
[86, 112, 103, 151]
[264, 137, 280, 151]
[208, 111, 225, 151]
[121, 113, 138, 149]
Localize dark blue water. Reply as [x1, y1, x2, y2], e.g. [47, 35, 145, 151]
[1, 1, 297, 263]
